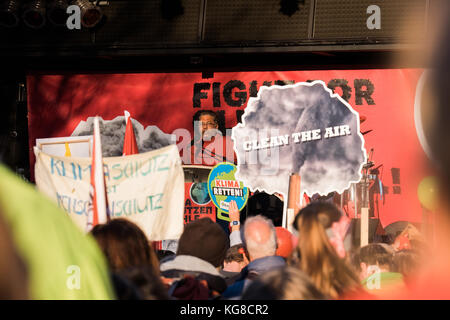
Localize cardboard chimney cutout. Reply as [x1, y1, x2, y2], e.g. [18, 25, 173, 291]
[232, 81, 367, 226]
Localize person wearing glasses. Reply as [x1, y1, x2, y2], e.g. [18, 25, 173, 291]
[189, 110, 236, 166]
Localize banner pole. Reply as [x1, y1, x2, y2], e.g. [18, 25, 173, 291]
[360, 207, 369, 247]
[286, 173, 301, 232]
[282, 198, 288, 229]
[360, 173, 370, 247]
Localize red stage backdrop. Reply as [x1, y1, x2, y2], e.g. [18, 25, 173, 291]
[27, 69, 430, 228]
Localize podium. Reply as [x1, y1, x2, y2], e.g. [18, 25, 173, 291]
[183, 165, 212, 183]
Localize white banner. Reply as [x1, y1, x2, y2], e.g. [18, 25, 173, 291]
[34, 144, 185, 241]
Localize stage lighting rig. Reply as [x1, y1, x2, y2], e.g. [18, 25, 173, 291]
[22, 0, 46, 29]
[73, 0, 103, 28]
[161, 0, 184, 20]
[279, 0, 305, 17]
[48, 0, 69, 26]
[0, 0, 20, 28]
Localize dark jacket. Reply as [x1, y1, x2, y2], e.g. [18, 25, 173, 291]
[160, 255, 227, 299]
[219, 269, 242, 286]
[221, 255, 286, 299]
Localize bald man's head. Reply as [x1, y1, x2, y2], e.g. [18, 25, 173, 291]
[241, 215, 277, 261]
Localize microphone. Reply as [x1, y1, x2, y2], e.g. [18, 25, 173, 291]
[363, 161, 375, 169]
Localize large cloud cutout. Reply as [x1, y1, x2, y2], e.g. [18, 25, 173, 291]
[232, 81, 366, 197]
[71, 115, 175, 157]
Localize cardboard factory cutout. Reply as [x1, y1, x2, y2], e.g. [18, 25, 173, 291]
[232, 80, 367, 198]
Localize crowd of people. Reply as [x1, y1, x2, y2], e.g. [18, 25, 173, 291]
[90, 199, 431, 300]
[1, 4, 450, 301]
[0, 88, 446, 300]
[0, 162, 432, 300]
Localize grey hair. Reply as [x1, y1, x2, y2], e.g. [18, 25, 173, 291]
[241, 215, 278, 259]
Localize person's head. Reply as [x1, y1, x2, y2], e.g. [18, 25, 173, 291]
[110, 273, 142, 300]
[393, 223, 429, 256]
[293, 202, 351, 259]
[353, 243, 396, 280]
[393, 250, 422, 281]
[291, 202, 360, 299]
[223, 244, 250, 273]
[241, 215, 278, 261]
[176, 217, 229, 268]
[91, 218, 159, 275]
[193, 110, 220, 140]
[117, 266, 169, 300]
[247, 192, 284, 227]
[398, 223, 425, 243]
[241, 266, 327, 300]
[392, 234, 411, 251]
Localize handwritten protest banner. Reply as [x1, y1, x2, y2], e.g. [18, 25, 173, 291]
[34, 144, 185, 241]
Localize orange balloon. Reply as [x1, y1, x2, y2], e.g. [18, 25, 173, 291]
[275, 227, 294, 258]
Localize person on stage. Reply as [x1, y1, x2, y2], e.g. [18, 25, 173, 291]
[189, 110, 236, 166]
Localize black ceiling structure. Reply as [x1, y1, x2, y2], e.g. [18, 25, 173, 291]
[0, 0, 431, 72]
[0, 0, 434, 178]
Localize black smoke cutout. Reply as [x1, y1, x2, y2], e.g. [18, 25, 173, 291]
[71, 115, 174, 157]
[232, 81, 366, 197]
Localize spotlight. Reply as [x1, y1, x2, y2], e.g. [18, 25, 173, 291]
[279, 0, 305, 17]
[23, 0, 46, 29]
[73, 0, 102, 28]
[0, 0, 20, 28]
[48, 0, 68, 27]
[161, 0, 184, 20]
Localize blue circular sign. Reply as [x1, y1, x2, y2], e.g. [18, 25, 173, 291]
[207, 162, 249, 213]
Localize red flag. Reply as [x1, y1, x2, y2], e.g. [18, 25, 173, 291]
[87, 117, 110, 232]
[122, 110, 139, 156]
[122, 111, 161, 249]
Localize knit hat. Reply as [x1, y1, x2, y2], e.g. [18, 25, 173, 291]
[177, 218, 229, 268]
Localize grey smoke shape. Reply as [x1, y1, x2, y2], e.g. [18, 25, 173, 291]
[232, 81, 366, 197]
[71, 115, 175, 157]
